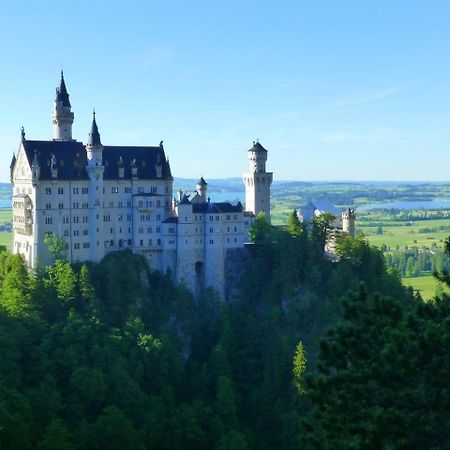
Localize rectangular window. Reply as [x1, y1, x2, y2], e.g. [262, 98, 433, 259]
[58, 203, 64, 209]
[73, 187, 79, 194]
[45, 203, 51, 210]
[82, 187, 88, 194]
[124, 187, 132, 194]
[151, 187, 157, 193]
[45, 217, 52, 224]
[74, 243, 80, 249]
[111, 186, 119, 193]
[58, 187, 64, 194]
[73, 216, 79, 223]
[63, 230, 69, 237]
[63, 216, 69, 224]
[45, 187, 51, 194]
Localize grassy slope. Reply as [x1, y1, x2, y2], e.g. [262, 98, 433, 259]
[361, 219, 450, 248]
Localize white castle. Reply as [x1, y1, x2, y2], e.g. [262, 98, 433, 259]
[10, 73, 274, 297]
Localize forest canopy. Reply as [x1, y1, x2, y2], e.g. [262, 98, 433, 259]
[0, 213, 447, 449]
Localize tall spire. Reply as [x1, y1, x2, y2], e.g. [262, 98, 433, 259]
[55, 71, 71, 107]
[87, 110, 102, 147]
[52, 71, 74, 141]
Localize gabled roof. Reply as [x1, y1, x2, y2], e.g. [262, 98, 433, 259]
[197, 177, 207, 186]
[248, 141, 267, 153]
[299, 200, 340, 222]
[179, 194, 191, 205]
[22, 140, 172, 181]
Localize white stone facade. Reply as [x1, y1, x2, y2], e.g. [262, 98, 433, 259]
[11, 74, 273, 297]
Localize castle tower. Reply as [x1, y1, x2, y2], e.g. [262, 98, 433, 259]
[196, 177, 208, 202]
[342, 208, 356, 237]
[52, 71, 74, 141]
[243, 141, 273, 220]
[85, 112, 105, 262]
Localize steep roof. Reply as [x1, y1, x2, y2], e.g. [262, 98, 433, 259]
[197, 177, 207, 186]
[86, 113, 102, 147]
[248, 141, 267, 152]
[21, 140, 172, 181]
[55, 72, 71, 108]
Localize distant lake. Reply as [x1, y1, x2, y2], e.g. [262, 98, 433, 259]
[357, 199, 450, 211]
[210, 191, 245, 203]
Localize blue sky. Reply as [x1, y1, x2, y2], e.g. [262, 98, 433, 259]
[1, 0, 450, 182]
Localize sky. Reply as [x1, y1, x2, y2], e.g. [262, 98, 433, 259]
[1, 0, 450, 182]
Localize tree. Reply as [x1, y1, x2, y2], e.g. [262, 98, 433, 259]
[311, 212, 335, 253]
[300, 285, 450, 449]
[36, 419, 75, 450]
[292, 341, 306, 394]
[44, 233, 68, 261]
[248, 211, 272, 243]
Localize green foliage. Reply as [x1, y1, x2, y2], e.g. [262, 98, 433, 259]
[0, 227, 421, 449]
[248, 211, 272, 243]
[292, 341, 306, 393]
[44, 233, 68, 261]
[300, 285, 450, 449]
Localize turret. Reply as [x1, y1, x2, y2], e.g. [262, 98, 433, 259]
[52, 71, 74, 141]
[85, 112, 105, 262]
[196, 177, 208, 202]
[342, 208, 356, 237]
[86, 111, 103, 166]
[243, 141, 273, 221]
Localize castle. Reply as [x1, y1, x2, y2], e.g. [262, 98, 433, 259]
[10, 73, 274, 297]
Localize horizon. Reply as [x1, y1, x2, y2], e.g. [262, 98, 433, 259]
[2, 1, 450, 182]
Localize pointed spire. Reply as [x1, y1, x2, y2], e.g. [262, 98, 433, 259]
[87, 110, 102, 147]
[21, 126, 25, 142]
[55, 71, 71, 107]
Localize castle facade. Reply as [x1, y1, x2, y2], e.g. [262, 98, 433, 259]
[10, 73, 273, 297]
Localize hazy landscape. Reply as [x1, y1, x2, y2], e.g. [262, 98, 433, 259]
[3, 179, 450, 299]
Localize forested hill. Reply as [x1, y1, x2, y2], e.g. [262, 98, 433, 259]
[1, 214, 449, 449]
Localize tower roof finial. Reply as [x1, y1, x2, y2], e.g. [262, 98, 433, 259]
[87, 110, 102, 147]
[55, 71, 71, 107]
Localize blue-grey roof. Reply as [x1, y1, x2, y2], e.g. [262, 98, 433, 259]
[248, 141, 267, 153]
[192, 201, 243, 214]
[299, 200, 340, 221]
[55, 72, 71, 108]
[87, 113, 102, 147]
[197, 177, 207, 186]
[22, 140, 172, 181]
